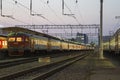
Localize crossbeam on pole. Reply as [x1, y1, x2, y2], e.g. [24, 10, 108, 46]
[15, 24, 99, 29]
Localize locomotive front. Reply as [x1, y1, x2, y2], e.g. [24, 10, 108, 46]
[7, 32, 30, 56]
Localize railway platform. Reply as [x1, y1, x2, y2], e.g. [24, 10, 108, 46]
[47, 52, 120, 80]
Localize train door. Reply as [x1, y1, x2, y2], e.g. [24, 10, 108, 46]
[30, 38, 35, 53]
[47, 38, 51, 51]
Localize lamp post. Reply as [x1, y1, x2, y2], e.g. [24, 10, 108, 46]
[99, 0, 104, 59]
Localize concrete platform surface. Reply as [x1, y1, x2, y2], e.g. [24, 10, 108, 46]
[47, 52, 120, 80]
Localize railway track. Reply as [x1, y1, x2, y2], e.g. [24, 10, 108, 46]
[0, 51, 80, 69]
[0, 53, 89, 80]
[0, 57, 38, 69]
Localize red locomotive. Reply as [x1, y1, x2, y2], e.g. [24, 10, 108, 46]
[0, 35, 7, 58]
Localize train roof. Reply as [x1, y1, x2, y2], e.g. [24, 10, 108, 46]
[110, 28, 120, 40]
[1, 27, 61, 40]
[8, 32, 31, 37]
[115, 28, 120, 34]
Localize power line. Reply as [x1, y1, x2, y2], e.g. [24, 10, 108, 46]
[13, 0, 30, 10]
[75, 1, 85, 24]
[0, 0, 30, 25]
[30, 0, 55, 24]
[62, 0, 80, 24]
[40, 0, 68, 35]
[72, 16, 80, 24]
[1, 0, 55, 25]
[64, 2, 74, 15]
[40, 0, 66, 24]
[62, 0, 74, 16]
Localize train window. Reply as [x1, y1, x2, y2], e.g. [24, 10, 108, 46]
[2, 41, 7, 45]
[16, 37, 22, 42]
[8, 37, 15, 42]
[4, 41, 7, 45]
[2, 41, 5, 45]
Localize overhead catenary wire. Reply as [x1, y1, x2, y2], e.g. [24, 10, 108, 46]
[11, 1, 30, 25]
[40, 0, 68, 36]
[75, 0, 84, 24]
[0, 1, 28, 25]
[64, 2, 73, 15]
[30, 0, 55, 24]
[2, 0, 81, 25]
[63, 1, 80, 24]
[13, 0, 30, 11]
[74, 0, 83, 33]
[1, 0, 55, 25]
[40, 0, 66, 24]
[0, 0, 30, 25]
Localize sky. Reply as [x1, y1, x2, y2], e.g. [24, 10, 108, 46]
[0, 0, 120, 36]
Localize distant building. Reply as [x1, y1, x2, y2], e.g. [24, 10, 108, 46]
[76, 33, 88, 44]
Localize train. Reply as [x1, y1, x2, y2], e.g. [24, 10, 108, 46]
[0, 34, 8, 58]
[103, 28, 120, 54]
[6, 27, 94, 56]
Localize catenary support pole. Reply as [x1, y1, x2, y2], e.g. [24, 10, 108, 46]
[99, 0, 104, 59]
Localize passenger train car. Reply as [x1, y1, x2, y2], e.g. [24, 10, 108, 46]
[7, 27, 94, 56]
[103, 28, 120, 54]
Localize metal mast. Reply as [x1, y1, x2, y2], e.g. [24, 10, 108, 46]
[99, 0, 103, 59]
